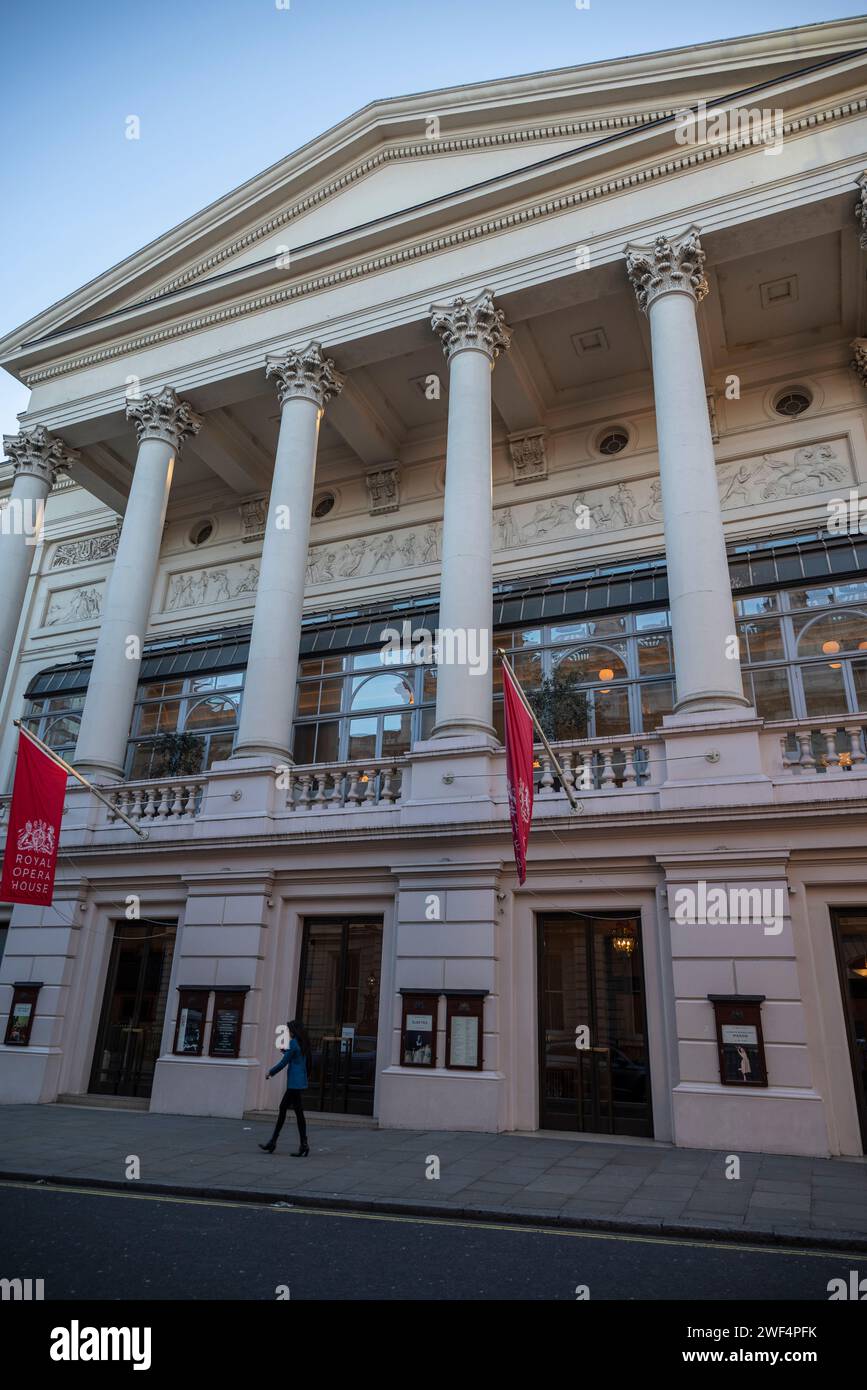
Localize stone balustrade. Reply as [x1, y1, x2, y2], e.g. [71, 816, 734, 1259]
[535, 734, 662, 794]
[769, 717, 867, 774]
[104, 778, 206, 824]
[284, 758, 406, 809]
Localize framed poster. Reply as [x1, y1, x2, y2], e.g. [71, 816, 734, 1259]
[445, 994, 485, 1071]
[4, 983, 41, 1046]
[709, 995, 768, 1087]
[400, 992, 438, 1067]
[208, 989, 246, 1058]
[173, 989, 208, 1056]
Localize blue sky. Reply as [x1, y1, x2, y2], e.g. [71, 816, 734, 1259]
[0, 0, 860, 443]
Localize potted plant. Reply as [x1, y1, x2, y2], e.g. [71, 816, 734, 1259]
[151, 732, 205, 778]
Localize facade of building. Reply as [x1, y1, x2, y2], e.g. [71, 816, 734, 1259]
[2, 18, 867, 1156]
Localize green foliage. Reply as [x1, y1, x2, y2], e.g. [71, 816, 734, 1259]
[152, 732, 205, 777]
[532, 668, 589, 741]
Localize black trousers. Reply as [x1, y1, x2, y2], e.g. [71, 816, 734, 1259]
[269, 1088, 307, 1147]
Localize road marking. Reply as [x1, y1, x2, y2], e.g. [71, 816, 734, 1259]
[2, 1178, 865, 1261]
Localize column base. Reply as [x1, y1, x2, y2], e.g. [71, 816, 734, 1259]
[72, 761, 126, 784]
[427, 720, 499, 749]
[229, 742, 291, 764]
[674, 692, 753, 715]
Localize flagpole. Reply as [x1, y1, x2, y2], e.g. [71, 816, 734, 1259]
[13, 720, 150, 841]
[496, 651, 582, 813]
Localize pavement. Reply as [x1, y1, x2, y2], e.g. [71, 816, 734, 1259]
[1, 1103, 866, 1250]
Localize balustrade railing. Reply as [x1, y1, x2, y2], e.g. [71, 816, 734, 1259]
[284, 758, 406, 809]
[535, 734, 660, 794]
[104, 778, 206, 824]
[769, 717, 867, 774]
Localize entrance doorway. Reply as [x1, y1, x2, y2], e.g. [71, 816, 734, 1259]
[89, 921, 176, 1098]
[537, 912, 652, 1137]
[295, 918, 383, 1115]
[831, 909, 867, 1151]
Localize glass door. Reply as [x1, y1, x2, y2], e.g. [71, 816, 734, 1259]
[89, 921, 176, 1097]
[538, 913, 652, 1136]
[831, 910, 867, 1151]
[296, 918, 383, 1115]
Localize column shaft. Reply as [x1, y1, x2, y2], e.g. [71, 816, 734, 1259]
[73, 439, 175, 778]
[0, 428, 77, 696]
[232, 341, 343, 763]
[627, 229, 749, 714]
[233, 397, 321, 759]
[429, 289, 511, 745]
[434, 347, 496, 738]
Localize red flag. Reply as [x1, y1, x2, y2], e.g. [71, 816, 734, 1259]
[503, 662, 535, 885]
[1, 731, 67, 906]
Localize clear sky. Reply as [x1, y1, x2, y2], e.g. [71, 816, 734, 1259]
[0, 0, 860, 444]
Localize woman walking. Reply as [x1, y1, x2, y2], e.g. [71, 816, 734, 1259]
[260, 1020, 310, 1156]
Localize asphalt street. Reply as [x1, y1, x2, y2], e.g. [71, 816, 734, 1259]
[3, 1180, 867, 1301]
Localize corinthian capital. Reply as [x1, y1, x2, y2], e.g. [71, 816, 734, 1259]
[625, 226, 708, 313]
[851, 339, 867, 388]
[430, 288, 512, 363]
[856, 173, 867, 250]
[265, 341, 344, 410]
[125, 386, 203, 451]
[3, 425, 80, 487]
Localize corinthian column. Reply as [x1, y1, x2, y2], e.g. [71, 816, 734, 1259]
[625, 228, 749, 714]
[233, 342, 343, 761]
[0, 427, 79, 695]
[429, 288, 511, 743]
[74, 387, 202, 779]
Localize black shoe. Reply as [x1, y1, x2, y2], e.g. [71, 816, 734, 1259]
[259, 1142, 275, 1153]
[291, 1142, 310, 1158]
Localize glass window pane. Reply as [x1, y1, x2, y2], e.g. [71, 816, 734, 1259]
[315, 721, 339, 763]
[350, 673, 412, 709]
[852, 661, 867, 711]
[512, 650, 542, 687]
[738, 620, 785, 662]
[293, 724, 316, 763]
[321, 657, 343, 675]
[348, 717, 377, 760]
[832, 581, 867, 605]
[748, 668, 793, 720]
[788, 588, 835, 610]
[137, 700, 181, 735]
[556, 645, 628, 683]
[299, 659, 323, 678]
[794, 611, 867, 657]
[634, 609, 670, 630]
[422, 667, 437, 701]
[800, 663, 848, 716]
[46, 694, 85, 712]
[296, 683, 321, 717]
[205, 732, 235, 767]
[43, 715, 80, 748]
[637, 635, 672, 674]
[317, 679, 342, 714]
[184, 696, 237, 729]
[128, 742, 157, 780]
[141, 681, 184, 700]
[640, 681, 675, 730]
[352, 651, 385, 671]
[382, 713, 411, 755]
[734, 595, 778, 616]
[593, 686, 630, 737]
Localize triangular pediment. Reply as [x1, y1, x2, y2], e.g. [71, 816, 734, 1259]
[2, 15, 865, 380]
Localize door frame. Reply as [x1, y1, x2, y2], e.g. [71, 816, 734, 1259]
[294, 915, 384, 1115]
[829, 907, 867, 1152]
[536, 909, 654, 1138]
[88, 918, 177, 1098]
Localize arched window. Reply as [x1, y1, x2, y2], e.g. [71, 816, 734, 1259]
[794, 610, 867, 658]
[350, 674, 414, 710]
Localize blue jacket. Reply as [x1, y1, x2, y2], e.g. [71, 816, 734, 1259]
[268, 1038, 308, 1090]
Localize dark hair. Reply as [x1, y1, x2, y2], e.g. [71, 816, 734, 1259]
[287, 1019, 311, 1063]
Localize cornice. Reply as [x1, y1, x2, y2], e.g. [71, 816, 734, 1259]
[19, 92, 867, 389]
[146, 111, 679, 303]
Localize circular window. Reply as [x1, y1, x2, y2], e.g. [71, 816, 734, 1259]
[189, 520, 214, 547]
[597, 428, 629, 457]
[773, 388, 812, 418]
[313, 493, 335, 519]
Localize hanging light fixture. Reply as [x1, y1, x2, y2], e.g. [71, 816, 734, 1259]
[612, 925, 636, 956]
[598, 667, 614, 681]
[822, 640, 841, 654]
